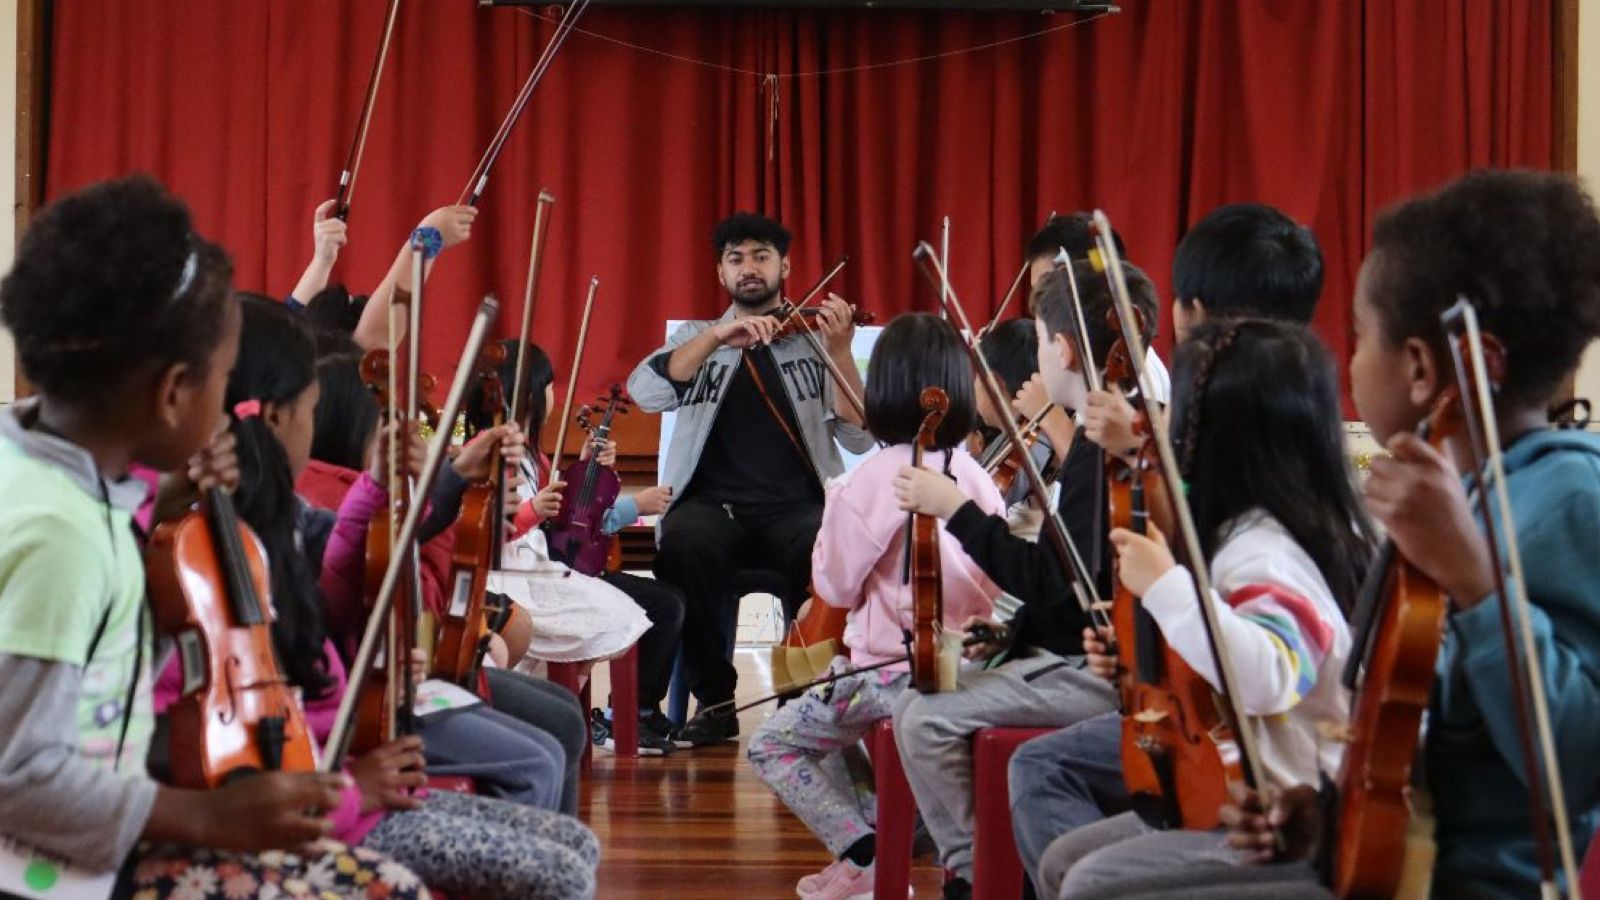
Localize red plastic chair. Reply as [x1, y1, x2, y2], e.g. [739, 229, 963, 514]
[871, 718, 917, 900]
[547, 644, 640, 767]
[972, 727, 1053, 900]
[1580, 821, 1600, 898]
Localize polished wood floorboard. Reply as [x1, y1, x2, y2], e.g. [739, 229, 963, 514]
[580, 648, 947, 898]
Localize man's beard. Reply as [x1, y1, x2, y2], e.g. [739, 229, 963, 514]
[728, 278, 781, 309]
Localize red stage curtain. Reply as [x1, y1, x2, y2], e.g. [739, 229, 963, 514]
[45, 1, 1554, 409]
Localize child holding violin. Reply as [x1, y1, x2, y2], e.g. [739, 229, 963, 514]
[162, 293, 599, 898]
[746, 312, 1004, 900]
[468, 339, 686, 756]
[1008, 203, 1331, 895]
[1018, 317, 1373, 899]
[973, 319, 1061, 519]
[304, 351, 594, 816]
[888, 261, 1160, 900]
[1193, 171, 1600, 900]
[0, 176, 427, 898]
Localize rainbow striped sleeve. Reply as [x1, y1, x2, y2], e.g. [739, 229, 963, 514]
[1225, 583, 1336, 705]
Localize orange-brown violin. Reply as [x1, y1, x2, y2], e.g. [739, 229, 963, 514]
[147, 488, 318, 786]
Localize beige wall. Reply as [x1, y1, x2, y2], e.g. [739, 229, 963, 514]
[1577, 2, 1600, 409]
[0, 0, 15, 403]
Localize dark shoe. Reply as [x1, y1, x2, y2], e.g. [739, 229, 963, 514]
[673, 706, 740, 746]
[644, 708, 692, 751]
[941, 877, 972, 900]
[590, 708, 672, 757]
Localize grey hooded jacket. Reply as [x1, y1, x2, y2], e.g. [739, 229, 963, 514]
[627, 306, 876, 506]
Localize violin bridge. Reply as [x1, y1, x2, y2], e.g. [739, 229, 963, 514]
[1132, 709, 1170, 725]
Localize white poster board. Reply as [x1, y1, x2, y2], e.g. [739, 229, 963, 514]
[656, 322, 885, 483]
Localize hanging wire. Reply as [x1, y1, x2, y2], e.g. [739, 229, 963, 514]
[512, 6, 1111, 79]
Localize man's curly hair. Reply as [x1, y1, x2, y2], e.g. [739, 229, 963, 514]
[1369, 169, 1600, 408]
[1, 175, 233, 408]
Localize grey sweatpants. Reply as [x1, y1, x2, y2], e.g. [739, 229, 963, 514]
[890, 651, 1117, 880]
[1047, 818, 1328, 899]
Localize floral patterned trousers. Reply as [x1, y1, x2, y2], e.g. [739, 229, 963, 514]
[129, 839, 426, 899]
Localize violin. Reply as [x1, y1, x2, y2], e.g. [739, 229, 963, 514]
[1330, 396, 1454, 898]
[1097, 305, 1236, 830]
[544, 385, 629, 576]
[353, 253, 434, 754]
[906, 387, 953, 694]
[980, 405, 1054, 497]
[324, 297, 501, 770]
[1087, 210, 1270, 823]
[770, 305, 876, 343]
[432, 342, 509, 685]
[147, 487, 318, 786]
[360, 350, 440, 433]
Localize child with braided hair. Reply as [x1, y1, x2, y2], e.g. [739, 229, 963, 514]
[1019, 318, 1375, 899]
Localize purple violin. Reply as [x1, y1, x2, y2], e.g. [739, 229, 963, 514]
[543, 385, 627, 576]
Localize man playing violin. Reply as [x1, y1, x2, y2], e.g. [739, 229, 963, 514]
[628, 212, 874, 746]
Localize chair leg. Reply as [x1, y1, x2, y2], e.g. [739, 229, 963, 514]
[873, 723, 914, 900]
[612, 645, 640, 758]
[578, 674, 593, 770]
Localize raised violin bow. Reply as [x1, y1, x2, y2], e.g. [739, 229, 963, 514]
[977, 209, 1057, 339]
[550, 276, 600, 477]
[510, 190, 556, 429]
[913, 241, 1106, 628]
[325, 296, 501, 772]
[335, 0, 403, 221]
[459, 0, 591, 207]
[1089, 209, 1268, 795]
[1441, 297, 1582, 897]
[940, 215, 951, 319]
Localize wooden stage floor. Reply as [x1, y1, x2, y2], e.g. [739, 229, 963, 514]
[579, 648, 947, 898]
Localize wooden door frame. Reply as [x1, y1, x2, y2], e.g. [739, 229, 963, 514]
[12, 0, 46, 397]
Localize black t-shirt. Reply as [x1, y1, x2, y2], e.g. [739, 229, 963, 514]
[686, 347, 821, 507]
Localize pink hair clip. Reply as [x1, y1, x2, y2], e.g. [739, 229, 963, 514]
[233, 399, 263, 420]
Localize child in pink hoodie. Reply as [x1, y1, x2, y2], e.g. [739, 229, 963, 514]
[747, 313, 1005, 899]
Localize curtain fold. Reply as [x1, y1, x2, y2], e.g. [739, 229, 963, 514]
[46, 0, 1555, 408]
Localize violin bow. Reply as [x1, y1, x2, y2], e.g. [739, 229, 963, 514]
[549, 276, 600, 477]
[325, 296, 501, 772]
[977, 209, 1057, 339]
[772, 256, 867, 422]
[1441, 297, 1582, 896]
[1089, 209, 1268, 795]
[913, 242, 1107, 630]
[510, 190, 556, 429]
[334, 0, 403, 221]
[940, 215, 951, 319]
[459, 0, 591, 207]
[698, 624, 1001, 720]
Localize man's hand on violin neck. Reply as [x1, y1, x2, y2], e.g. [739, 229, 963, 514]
[816, 294, 857, 355]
